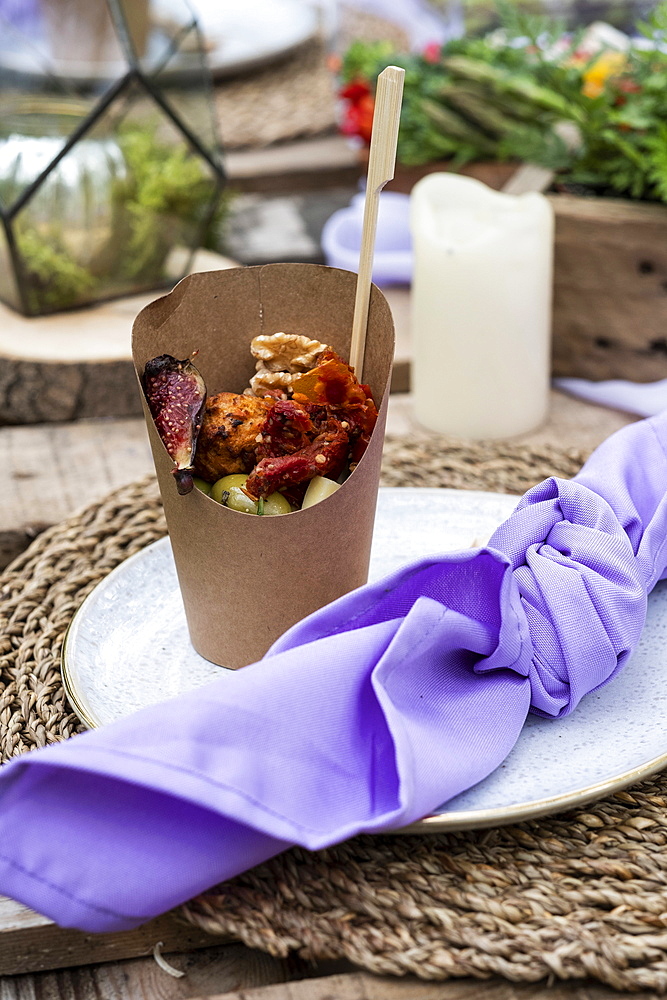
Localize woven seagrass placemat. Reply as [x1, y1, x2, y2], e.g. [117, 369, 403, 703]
[215, 7, 409, 149]
[5, 436, 667, 993]
[216, 39, 337, 150]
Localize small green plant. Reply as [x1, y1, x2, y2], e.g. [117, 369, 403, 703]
[109, 121, 221, 283]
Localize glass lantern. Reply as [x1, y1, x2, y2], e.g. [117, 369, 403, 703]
[0, 0, 226, 316]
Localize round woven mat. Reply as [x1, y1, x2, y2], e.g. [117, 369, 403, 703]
[216, 39, 337, 151]
[215, 7, 410, 150]
[215, 8, 410, 150]
[6, 437, 667, 993]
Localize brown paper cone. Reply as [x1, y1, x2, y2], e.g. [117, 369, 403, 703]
[132, 263, 395, 668]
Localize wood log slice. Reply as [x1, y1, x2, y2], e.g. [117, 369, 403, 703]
[0, 252, 237, 426]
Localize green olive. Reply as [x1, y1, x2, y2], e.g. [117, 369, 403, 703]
[193, 476, 212, 496]
[210, 474, 292, 515]
[225, 487, 260, 515]
[210, 475, 250, 505]
[263, 492, 293, 515]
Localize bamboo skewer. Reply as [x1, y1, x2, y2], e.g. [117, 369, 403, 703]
[349, 65, 405, 381]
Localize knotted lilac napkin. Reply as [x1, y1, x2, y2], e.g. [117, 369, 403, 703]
[0, 412, 665, 932]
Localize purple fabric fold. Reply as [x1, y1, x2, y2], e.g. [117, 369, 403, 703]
[0, 413, 666, 932]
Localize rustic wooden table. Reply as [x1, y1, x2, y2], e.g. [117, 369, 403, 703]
[0, 135, 652, 999]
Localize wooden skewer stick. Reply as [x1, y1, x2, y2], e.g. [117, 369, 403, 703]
[349, 65, 405, 381]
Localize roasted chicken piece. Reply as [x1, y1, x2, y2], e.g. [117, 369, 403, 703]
[193, 392, 271, 482]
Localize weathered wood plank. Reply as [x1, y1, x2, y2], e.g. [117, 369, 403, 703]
[551, 193, 667, 382]
[0, 895, 227, 977]
[225, 136, 360, 194]
[1, 417, 154, 568]
[0, 942, 297, 999]
[1, 953, 658, 1000]
[187, 970, 663, 1000]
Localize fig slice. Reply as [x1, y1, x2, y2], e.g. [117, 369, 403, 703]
[142, 353, 207, 495]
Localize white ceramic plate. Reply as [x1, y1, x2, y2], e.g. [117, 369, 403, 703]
[62, 487, 667, 832]
[0, 0, 319, 83]
[187, 0, 320, 79]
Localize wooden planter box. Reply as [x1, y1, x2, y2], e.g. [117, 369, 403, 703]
[382, 159, 518, 194]
[376, 154, 667, 383]
[549, 194, 667, 382]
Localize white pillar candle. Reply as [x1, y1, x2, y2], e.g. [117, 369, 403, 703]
[410, 173, 553, 439]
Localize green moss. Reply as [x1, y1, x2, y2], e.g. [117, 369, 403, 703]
[110, 122, 221, 283]
[8, 120, 227, 316]
[15, 228, 95, 314]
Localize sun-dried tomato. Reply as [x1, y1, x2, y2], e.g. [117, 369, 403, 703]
[246, 418, 348, 498]
[245, 350, 378, 498]
[255, 399, 315, 461]
[291, 350, 378, 465]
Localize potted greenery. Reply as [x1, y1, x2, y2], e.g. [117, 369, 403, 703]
[338, 3, 667, 381]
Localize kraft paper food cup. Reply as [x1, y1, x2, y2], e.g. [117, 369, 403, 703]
[132, 263, 395, 668]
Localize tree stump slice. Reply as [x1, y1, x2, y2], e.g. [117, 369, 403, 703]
[0, 252, 237, 426]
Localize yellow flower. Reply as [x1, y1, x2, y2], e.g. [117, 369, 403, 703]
[582, 50, 627, 97]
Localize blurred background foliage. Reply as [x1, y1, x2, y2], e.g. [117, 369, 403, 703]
[339, 0, 667, 202]
[436, 0, 659, 35]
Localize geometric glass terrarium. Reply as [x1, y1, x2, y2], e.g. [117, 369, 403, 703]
[0, 0, 225, 316]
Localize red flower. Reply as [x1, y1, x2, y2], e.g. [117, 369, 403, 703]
[339, 78, 375, 143]
[340, 79, 371, 102]
[423, 41, 441, 63]
[613, 76, 642, 107]
[341, 94, 375, 142]
[616, 77, 642, 94]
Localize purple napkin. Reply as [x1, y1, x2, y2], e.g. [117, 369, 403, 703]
[0, 412, 664, 932]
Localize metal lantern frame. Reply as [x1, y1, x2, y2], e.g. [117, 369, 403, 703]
[0, 0, 227, 316]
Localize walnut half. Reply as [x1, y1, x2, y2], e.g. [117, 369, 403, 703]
[250, 333, 329, 374]
[246, 370, 298, 398]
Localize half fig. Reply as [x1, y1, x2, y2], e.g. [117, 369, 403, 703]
[142, 353, 207, 495]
